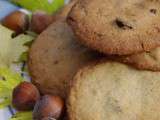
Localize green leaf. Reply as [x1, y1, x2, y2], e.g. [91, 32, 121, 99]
[0, 25, 34, 66]
[10, 34, 34, 63]
[10, 111, 32, 120]
[0, 25, 13, 67]
[25, 31, 38, 38]
[16, 40, 34, 63]
[0, 22, 34, 109]
[11, 0, 64, 14]
[0, 67, 22, 89]
[18, 51, 28, 62]
[0, 98, 11, 109]
[23, 40, 34, 48]
[0, 67, 23, 108]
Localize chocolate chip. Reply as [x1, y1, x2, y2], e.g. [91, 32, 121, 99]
[67, 16, 76, 25]
[54, 60, 59, 64]
[115, 19, 133, 30]
[150, 9, 157, 14]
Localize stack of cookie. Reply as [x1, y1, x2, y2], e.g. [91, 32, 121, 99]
[67, 0, 160, 72]
[28, 0, 160, 119]
[28, 0, 101, 99]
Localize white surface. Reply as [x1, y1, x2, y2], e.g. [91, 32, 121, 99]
[0, 0, 19, 20]
[0, 108, 12, 120]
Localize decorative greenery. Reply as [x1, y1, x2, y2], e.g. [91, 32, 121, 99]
[0, 24, 34, 109]
[10, 111, 32, 120]
[0, 25, 34, 66]
[11, 0, 64, 14]
[0, 67, 23, 108]
[0, 67, 32, 120]
[0, 21, 35, 120]
[18, 51, 28, 62]
[23, 40, 34, 48]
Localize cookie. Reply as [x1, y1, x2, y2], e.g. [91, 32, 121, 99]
[53, 0, 78, 21]
[67, 0, 160, 55]
[109, 47, 160, 71]
[68, 61, 160, 120]
[28, 3, 99, 98]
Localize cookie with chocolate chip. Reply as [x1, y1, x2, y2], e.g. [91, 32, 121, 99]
[68, 61, 160, 120]
[109, 47, 160, 71]
[28, 1, 99, 98]
[67, 0, 160, 55]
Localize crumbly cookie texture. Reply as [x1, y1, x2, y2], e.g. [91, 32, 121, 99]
[67, 0, 160, 55]
[28, 3, 99, 98]
[68, 61, 160, 120]
[109, 47, 160, 71]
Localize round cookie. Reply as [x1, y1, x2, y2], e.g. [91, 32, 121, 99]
[68, 61, 160, 120]
[53, 0, 78, 21]
[28, 5, 99, 98]
[67, 0, 160, 55]
[110, 47, 160, 71]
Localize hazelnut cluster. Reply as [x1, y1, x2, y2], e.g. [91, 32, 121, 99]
[12, 82, 64, 120]
[1, 10, 54, 35]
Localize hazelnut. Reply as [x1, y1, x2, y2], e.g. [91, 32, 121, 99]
[30, 11, 54, 34]
[33, 95, 64, 120]
[1, 10, 29, 35]
[12, 81, 40, 111]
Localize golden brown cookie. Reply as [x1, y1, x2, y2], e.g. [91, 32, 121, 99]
[28, 3, 99, 98]
[68, 61, 160, 120]
[53, 0, 77, 21]
[108, 47, 160, 71]
[67, 0, 160, 55]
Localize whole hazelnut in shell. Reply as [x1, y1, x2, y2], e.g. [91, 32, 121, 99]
[33, 95, 64, 120]
[12, 81, 40, 111]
